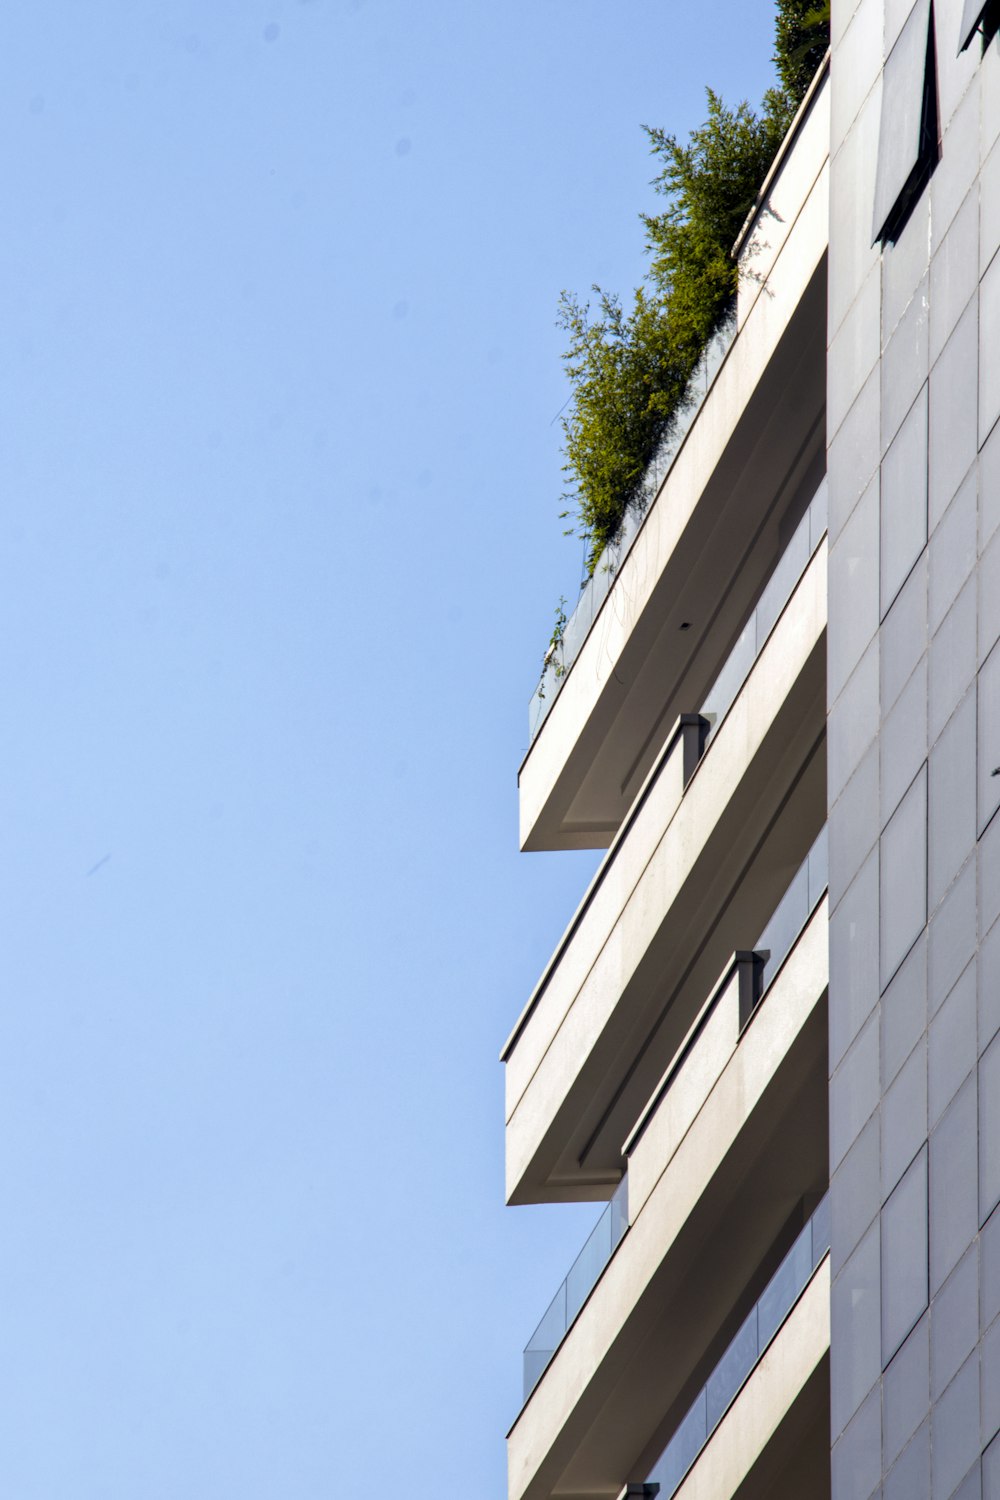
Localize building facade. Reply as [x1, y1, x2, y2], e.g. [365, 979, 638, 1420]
[829, 2, 1000, 1498]
[501, 6, 1000, 1500]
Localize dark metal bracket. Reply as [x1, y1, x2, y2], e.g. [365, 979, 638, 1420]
[736, 949, 768, 1031]
[678, 713, 710, 788]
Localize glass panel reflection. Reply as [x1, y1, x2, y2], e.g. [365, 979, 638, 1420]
[755, 515, 809, 649]
[700, 620, 755, 734]
[758, 863, 809, 994]
[643, 1194, 829, 1499]
[811, 1193, 831, 1260]
[705, 1308, 758, 1430]
[522, 1175, 629, 1401]
[648, 1391, 708, 1498]
[757, 1221, 812, 1349]
[755, 825, 828, 1000]
[700, 478, 827, 749]
[565, 1211, 613, 1326]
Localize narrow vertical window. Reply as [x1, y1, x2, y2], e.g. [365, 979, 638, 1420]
[872, 0, 939, 245]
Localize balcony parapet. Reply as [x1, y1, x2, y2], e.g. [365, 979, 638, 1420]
[505, 477, 826, 1084]
[663, 1257, 831, 1500]
[525, 64, 832, 754]
[504, 528, 827, 1203]
[515, 838, 829, 1438]
[528, 311, 737, 746]
[699, 478, 826, 747]
[505, 894, 829, 1500]
[733, 54, 831, 328]
[518, 75, 830, 855]
[642, 1197, 830, 1499]
[625, 846, 827, 1225]
[502, 709, 709, 1070]
[522, 1175, 629, 1403]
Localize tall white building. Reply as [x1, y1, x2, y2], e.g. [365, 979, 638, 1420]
[501, 8, 1000, 1499]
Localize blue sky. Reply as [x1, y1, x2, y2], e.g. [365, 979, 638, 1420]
[1, 4, 778, 1495]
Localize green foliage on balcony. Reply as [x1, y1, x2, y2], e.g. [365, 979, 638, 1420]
[775, 1, 832, 101]
[557, 0, 830, 578]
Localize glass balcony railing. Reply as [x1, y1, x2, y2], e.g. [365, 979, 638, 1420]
[643, 1194, 830, 1500]
[626, 823, 827, 1164]
[755, 825, 828, 1000]
[522, 1176, 629, 1402]
[699, 475, 828, 746]
[511, 477, 828, 1060]
[517, 833, 829, 1412]
[528, 309, 737, 744]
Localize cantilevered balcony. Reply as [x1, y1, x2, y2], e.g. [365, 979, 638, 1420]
[518, 71, 830, 854]
[503, 510, 827, 1205]
[643, 1197, 830, 1500]
[624, 826, 827, 1220]
[506, 882, 829, 1500]
[513, 831, 826, 1428]
[655, 1260, 830, 1500]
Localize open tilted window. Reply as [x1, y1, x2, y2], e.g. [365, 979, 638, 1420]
[872, 0, 939, 245]
[958, 0, 1000, 51]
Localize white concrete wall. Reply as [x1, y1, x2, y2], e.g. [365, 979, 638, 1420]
[827, 5, 1000, 1497]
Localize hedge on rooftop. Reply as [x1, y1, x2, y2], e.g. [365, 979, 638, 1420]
[557, 0, 830, 577]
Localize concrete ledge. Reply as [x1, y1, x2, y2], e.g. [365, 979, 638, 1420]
[503, 716, 705, 1067]
[627, 901, 827, 1225]
[518, 103, 829, 854]
[734, 60, 831, 299]
[505, 542, 828, 1203]
[506, 915, 828, 1500]
[671, 1258, 830, 1500]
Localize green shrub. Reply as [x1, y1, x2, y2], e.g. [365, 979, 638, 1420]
[774, 1, 832, 103]
[557, 0, 829, 577]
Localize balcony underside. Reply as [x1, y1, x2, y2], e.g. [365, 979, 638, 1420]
[518, 184, 828, 854]
[505, 545, 827, 1205]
